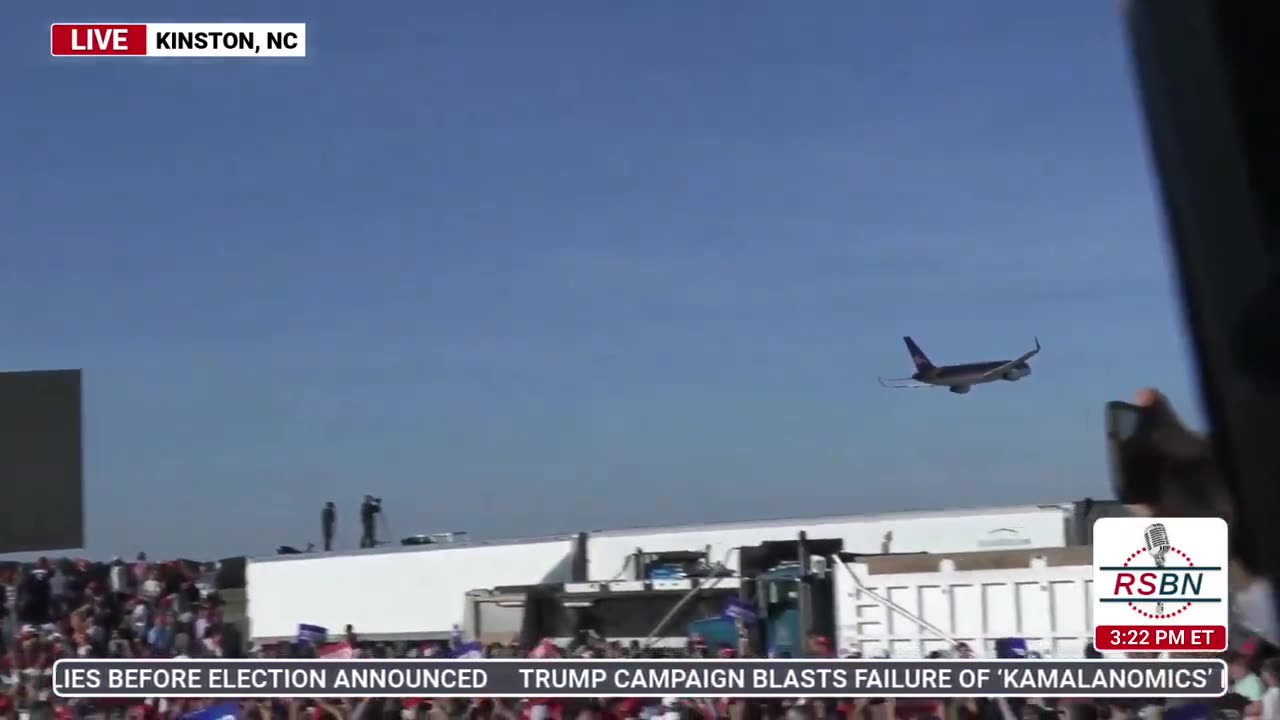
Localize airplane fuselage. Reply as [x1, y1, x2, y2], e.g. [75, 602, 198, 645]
[913, 360, 1033, 389]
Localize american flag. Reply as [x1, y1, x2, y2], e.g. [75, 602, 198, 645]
[528, 639, 557, 658]
[318, 642, 353, 659]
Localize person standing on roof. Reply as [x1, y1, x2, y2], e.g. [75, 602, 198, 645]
[359, 496, 381, 548]
[321, 502, 336, 551]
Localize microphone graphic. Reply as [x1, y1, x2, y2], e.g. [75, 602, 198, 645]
[1144, 523, 1171, 615]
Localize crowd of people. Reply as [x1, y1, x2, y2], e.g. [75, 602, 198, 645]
[0, 554, 240, 719]
[3, 554, 1278, 720]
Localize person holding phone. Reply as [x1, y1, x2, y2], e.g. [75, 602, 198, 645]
[1108, 388, 1278, 648]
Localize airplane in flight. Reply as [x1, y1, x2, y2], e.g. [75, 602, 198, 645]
[878, 336, 1041, 394]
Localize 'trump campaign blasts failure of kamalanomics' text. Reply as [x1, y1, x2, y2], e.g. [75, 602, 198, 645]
[52, 659, 1229, 698]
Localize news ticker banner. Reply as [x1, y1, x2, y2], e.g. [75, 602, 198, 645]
[54, 659, 1227, 699]
[51, 23, 306, 58]
[1092, 517, 1230, 653]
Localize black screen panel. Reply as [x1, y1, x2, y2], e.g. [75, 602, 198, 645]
[0, 369, 84, 554]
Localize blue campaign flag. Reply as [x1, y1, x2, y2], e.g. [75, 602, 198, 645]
[184, 702, 241, 720]
[297, 624, 328, 644]
[1163, 705, 1211, 720]
[995, 637, 1028, 658]
[723, 597, 758, 623]
[450, 641, 484, 659]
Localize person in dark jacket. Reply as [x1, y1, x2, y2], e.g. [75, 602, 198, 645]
[19, 558, 52, 626]
[359, 496, 380, 548]
[322, 502, 337, 551]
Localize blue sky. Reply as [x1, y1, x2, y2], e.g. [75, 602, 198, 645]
[1, 1, 1199, 560]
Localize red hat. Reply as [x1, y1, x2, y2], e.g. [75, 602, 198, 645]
[1242, 637, 1259, 658]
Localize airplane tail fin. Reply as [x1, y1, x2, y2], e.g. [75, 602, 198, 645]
[903, 336, 936, 372]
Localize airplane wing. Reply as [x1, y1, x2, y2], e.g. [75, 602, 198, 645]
[878, 376, 937, 389]
[976, 337, 1042, 380]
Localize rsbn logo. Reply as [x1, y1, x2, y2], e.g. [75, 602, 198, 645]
[1102, 522, 1220, 619]
[1092, 517, 1228, 652]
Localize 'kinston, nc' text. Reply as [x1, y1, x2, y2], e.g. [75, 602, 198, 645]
[154, 31, 299, 53]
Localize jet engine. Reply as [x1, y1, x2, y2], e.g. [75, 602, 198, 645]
[950, 385, 971, 394]
[1003, 366, 1030, 381]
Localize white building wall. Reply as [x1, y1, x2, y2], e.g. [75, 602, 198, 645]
[246, 537, 575, 641]
[245, 503, 1082, 641]
[587, 504, 1073, 580]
